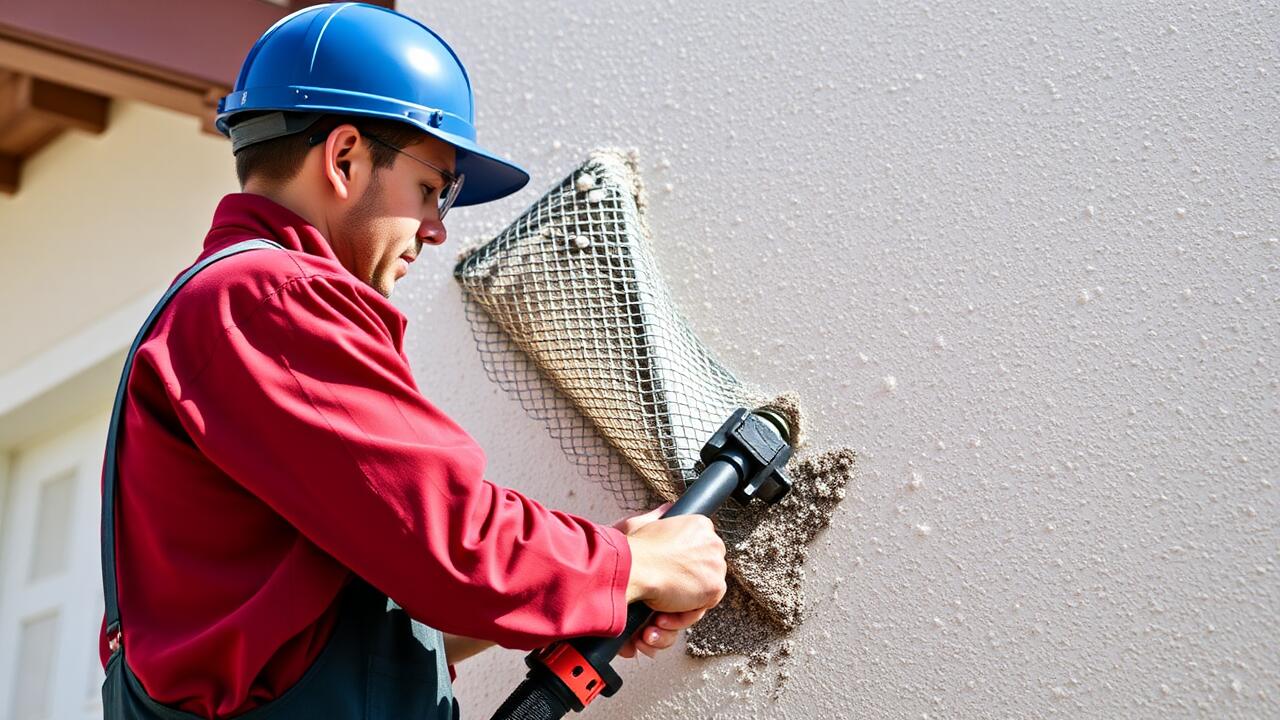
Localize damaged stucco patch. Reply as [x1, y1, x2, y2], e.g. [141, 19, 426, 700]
[688, 438, 855, 661]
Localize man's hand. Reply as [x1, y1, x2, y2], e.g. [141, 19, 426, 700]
[613, 503, 725, 658]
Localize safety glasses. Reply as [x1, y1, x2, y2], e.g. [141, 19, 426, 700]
[307, 128, 465, 220]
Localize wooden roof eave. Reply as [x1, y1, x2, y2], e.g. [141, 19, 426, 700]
[0, 17, 236, 195]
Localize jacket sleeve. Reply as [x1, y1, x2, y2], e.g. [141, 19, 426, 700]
[172, 273, 631, 650]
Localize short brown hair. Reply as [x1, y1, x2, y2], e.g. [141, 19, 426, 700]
[233, 114, 426, 188]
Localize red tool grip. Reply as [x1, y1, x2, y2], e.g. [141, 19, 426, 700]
[531, 642, 607, 708]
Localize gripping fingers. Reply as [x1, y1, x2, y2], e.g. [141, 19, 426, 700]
[640, 625, 679, 652]
[655, 608, 707, 630]
[619, 623, 681, 659]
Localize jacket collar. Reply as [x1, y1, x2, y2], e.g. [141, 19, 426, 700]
[203, 193, 338, 262]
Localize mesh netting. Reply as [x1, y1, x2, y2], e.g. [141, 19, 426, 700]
[453, 149, 802, 627]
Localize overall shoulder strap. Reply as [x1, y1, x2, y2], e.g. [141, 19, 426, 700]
[101, 239, 284, 643]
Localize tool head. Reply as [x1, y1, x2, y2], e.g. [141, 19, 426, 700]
[700, 408, 793, 507]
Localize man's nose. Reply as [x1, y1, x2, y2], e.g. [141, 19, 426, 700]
[418, 217, 446, 246]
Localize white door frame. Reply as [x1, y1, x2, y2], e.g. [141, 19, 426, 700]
[0, 285, 162, 719]
[0, 413, 111, 719]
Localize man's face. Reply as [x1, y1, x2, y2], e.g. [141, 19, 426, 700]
[329, 134, 455, 298]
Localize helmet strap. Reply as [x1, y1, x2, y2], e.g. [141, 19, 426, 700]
[229, 111, 326, 153]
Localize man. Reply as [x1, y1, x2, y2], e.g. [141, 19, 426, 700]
[99, 4, 726, 718]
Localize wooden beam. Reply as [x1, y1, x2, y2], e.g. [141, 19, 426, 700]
[0, 73, 108, 154]
[0, 33, 220, 126]
[0, 153, 19, 194]
[0, 74, 62, 157]
[27, 75, 108, 134]
[0, 73, 110, 193]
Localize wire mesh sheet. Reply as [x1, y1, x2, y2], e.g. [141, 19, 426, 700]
[454, 149, 798, 625]
[453, 149, 756, 504]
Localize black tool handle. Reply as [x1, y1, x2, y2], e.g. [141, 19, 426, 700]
[573, 448, 748, 667]
[489, 448, 749, 720]
[489, 674, 574, 720]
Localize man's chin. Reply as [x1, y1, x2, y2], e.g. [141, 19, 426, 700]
[365, 273, 395, 299]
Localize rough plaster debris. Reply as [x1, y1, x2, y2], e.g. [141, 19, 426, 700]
[689, 580, 806, 696]
[668, 390, 855, 675]
[698, 392, 854, 624]
[687, 393, 856, 688]
[687, 581, 782, 658]
[720, 445, 854, 628]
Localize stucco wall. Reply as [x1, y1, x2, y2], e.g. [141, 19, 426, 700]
[0, 100, 238, 373]
[395, 1, 1279, 718]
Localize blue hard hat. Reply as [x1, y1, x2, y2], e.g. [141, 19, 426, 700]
[216, 2, 528, 207]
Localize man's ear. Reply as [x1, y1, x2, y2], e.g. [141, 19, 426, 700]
[321, 124, 367, 201]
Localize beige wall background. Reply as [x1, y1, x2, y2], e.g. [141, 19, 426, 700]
[0, 100, 237, 373]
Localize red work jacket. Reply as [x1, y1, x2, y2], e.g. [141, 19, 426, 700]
[100, 193, 630, 718]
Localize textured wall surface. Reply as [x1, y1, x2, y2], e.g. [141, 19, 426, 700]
[394, 1, 1278, 717]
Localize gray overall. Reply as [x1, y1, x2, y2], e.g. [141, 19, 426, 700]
[101, 239, 458, 719]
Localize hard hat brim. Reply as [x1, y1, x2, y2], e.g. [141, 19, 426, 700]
[427, 126, 530, 207]
[218, 96, 529, 207]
